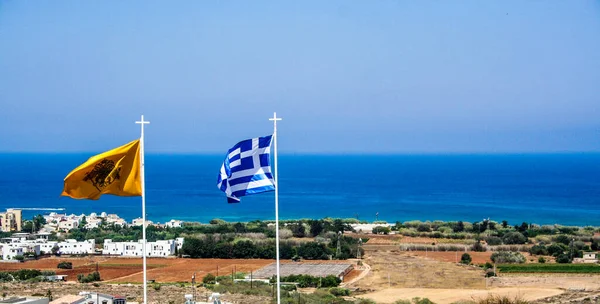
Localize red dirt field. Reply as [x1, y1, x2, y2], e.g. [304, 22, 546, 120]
[0, 256, 103, 270]
[342, 269, 361, 282]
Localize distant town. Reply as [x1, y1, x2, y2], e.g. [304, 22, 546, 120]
[0, 208, 185, 261]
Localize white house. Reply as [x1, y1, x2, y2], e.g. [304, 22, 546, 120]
[57, 239, 95, 255]
[165, 219, 183, 228]
[131, 218, 154, 227]
[84, 218, 102, 229]
[2, 245, 23, 260]
[574, 252, 599, 264]
[58, 219, 79, 231]
[102, 239, 181, 257]
[37, 239, 95, 255]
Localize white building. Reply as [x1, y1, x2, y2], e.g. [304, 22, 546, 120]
[574, 252, 599, 264]
[2, 245, 23, 260]
[45, 212, 129, 231]
[36, 239, 95, 255]
[102, 238, 182, 257]
[165, 219, 183, 228]
[58, 219, 79, 231]
[131, 218, 154, 227]
[50, 292, 125, 304]
[84, 218, 102, 229]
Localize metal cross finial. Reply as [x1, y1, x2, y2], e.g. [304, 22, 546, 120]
[269, 112, 282, 122]
[135, 115, 150, 126]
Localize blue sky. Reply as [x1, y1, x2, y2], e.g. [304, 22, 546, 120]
[1, 1, 599, 153]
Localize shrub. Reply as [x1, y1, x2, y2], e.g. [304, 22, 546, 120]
[529, 245, 548, 256]
[485, 269, 496, 277]
[547, 243, 567, 257]
[485, 236, 502, 246]
[471, 241, 486, 252]
[57, 262, 73, 269]
[460, 253, 472, 265]
[554, 235, 571, 245]
[417, 224, 431, 232]
[209, 219, 227, 225]
[372, 226, 391, 235]
[412, 298, 436, 304]
[278, 229, 293, 239]
[77, 272, 101, 283]
[203, 273, 216, 284]
[153, 283, 161, 291]
[538, 257, 546, 264]
[556, 254, 571, 264]
[490, 251, 526, 264]
[474, 294, 529, 304]
[329, 287, 350, 296]
[502, 232, 527, 245]
[13, 255, 24, 262]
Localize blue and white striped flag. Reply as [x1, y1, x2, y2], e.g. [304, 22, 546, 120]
[217, 135, 275, 203]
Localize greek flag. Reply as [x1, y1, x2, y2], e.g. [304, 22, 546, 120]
[217, 135, 275, 203]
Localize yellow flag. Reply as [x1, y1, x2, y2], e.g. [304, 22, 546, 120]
[62, 140, 142, 200]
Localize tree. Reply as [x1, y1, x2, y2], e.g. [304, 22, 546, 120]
[57, 262, 73, 269]
[471, 241, 486, 252]
[502, 232, 527, 244]
[556, 254, 572, 264]
[554, 235, 571, 246]
[592, 239, 599, 251]
[46, 289, 52, 301]
[289, 222, 306, 238]
[547, 243, 567, 257]
[372, 226, 391, 235]
[233, 222, 246, 233]
[485, 236, 502, 246]
[297, 242, 331, 260]
[203, 273, 216, 284]
[309, 220, 324, 237]
[51, 245, 60, 256]
[501, 220, 508, 228]
[460, 253, 472, 265]
[517, 222, 529, 233]
[454, 221, 465, 232]
[79, 216, 88, 228]
[33, 215, 46, 232]
[21, 221, 33, 233]
[472, 222, 481, 233]
[529, 245, 548, 256]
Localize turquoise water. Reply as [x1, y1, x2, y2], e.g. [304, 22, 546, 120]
[0, 153, 599, 226]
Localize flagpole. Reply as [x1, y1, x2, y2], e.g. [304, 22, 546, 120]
[136, 115, 150, 304]
[269, 112, 282, 304]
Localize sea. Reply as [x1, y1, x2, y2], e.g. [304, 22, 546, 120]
[0, 153, 599, 226]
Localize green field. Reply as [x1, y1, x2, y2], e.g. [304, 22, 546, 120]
[498, 263, 600, 273]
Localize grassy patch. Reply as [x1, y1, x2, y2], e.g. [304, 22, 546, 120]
[498, 263, 600, 273]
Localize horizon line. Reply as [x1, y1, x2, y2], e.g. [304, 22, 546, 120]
[1, 150, 600, 156]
